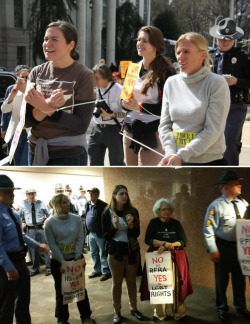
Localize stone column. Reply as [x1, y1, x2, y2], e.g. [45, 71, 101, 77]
[92, 0, 103, 67]
[106, 0, 116, 67]
[139, 0, 144, 22]
[76, 0, 86, 65]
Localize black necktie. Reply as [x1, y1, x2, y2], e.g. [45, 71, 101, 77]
[8, 207, 25, 248]
[232, 200, 241, 219]
[217, 52, 226, 75]
[31, 203, 37, 225]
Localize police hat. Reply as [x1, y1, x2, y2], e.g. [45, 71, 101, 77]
[55, 183, 64, 191]
[79, 185, 86, 191]
[0, 174, 21, 190]
[209, 18, 244, 40]
[65, 184, 72, 191]
[26, 189, 37, 194]
[215, 170, 244, 185]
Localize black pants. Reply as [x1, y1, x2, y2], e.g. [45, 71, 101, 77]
[215, 240, 246, 313]
[51, 258, 92, 322]
[0, 258, 31, 324]
[88, 124, 124, 166]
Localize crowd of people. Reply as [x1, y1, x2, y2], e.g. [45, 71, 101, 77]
[1, 170, 250, 324]
[0, 17, 249, 166]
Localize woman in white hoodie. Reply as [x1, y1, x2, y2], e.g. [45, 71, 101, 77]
[1, 68, 31, 165]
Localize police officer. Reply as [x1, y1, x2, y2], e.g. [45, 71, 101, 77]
[64, 184, 78, 214]
[0, 174, 49, 324]
[209, 18, 250, 166]
[19, 188, 51, 276]
[203, 170, 250, 321]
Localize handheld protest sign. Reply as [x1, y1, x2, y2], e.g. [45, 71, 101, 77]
[61, 258, 85, 304]
[236, 219, 250, 276]
[120, 63, 141, 100]
[120, 61, 132, 79]
[146, 251, 173, 304]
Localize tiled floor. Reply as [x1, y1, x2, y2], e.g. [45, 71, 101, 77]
[13, 252, 250, 324]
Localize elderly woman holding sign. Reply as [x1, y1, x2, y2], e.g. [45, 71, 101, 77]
[122, 26, 175, 166]
[44, 194, 95, 324]
[139, 198, 192, 322]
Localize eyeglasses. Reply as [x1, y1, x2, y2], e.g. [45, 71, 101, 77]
[20, 76, 29, 80]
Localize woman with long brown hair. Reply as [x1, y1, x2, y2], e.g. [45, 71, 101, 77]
[101, 185, 144, 324]
[122, 26, 175, 166]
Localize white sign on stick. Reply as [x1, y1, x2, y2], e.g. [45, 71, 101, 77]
[236, 219, 250, 276]
[146, 251, 173, 304]
[61, 258, 85, 304]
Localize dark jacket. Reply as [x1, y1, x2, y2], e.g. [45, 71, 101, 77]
[210, 47, 250, 103]
[84, 199, 107, 237]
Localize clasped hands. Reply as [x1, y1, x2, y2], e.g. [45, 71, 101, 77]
[25, 87, 66, 116]
[113, 214, 134, 229]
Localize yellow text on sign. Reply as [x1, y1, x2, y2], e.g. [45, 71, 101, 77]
[120, 63, 141, 100]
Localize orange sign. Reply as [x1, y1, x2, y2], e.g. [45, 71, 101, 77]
[120, 63, 141, 100]
[120, 60, 132, 79]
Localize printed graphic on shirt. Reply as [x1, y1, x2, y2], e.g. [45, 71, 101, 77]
[36, 78, 76, 114]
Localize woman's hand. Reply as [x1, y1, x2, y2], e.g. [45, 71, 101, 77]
[160, 154, 182, 166]
[46, 89, 66, 108]
[122, 97, 139, 111]
[25, 88, 50, 112]
[157, 245, 165, 255]
[125, 214, 134, 228]
[113, 215, 119, 229]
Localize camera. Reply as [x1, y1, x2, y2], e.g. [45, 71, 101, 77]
[93, 100, 112, 118]
[17, 77, 25, 84]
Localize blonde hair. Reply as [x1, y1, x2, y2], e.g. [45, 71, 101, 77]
[175, 32, 212, 69]
[51, 193, 68, 215]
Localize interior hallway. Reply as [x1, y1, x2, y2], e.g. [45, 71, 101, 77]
[14, 252, 250, 324]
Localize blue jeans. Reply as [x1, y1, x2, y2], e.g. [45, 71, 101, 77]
[13, 129, 28, 166]
[28, 148, 87, 166]
[89, 232, 110, 275]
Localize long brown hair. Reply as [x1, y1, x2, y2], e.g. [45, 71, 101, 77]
[138, 26, 174, 95]
[109, 184, 134, 215]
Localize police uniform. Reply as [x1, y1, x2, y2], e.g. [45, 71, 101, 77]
[0, 204, 39, 324]
[209, 18, 250, 166]
[19, 197, 51, 275]
[203, 171, 249, 319]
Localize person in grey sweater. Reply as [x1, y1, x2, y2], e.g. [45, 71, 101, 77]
[45, 194, 94, 324]
[159, 32, 230, 166]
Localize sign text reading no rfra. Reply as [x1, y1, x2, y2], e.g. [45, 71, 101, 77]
[120, 63, 140, 100]
[237, 219, 250, 276]
[146, 251, 173, 304]
[61, 258, 85, 304]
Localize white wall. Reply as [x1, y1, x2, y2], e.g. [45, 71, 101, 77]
[0, 167, 105, 209]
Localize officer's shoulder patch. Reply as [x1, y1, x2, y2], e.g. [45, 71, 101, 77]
[206, 219, 211, 227]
